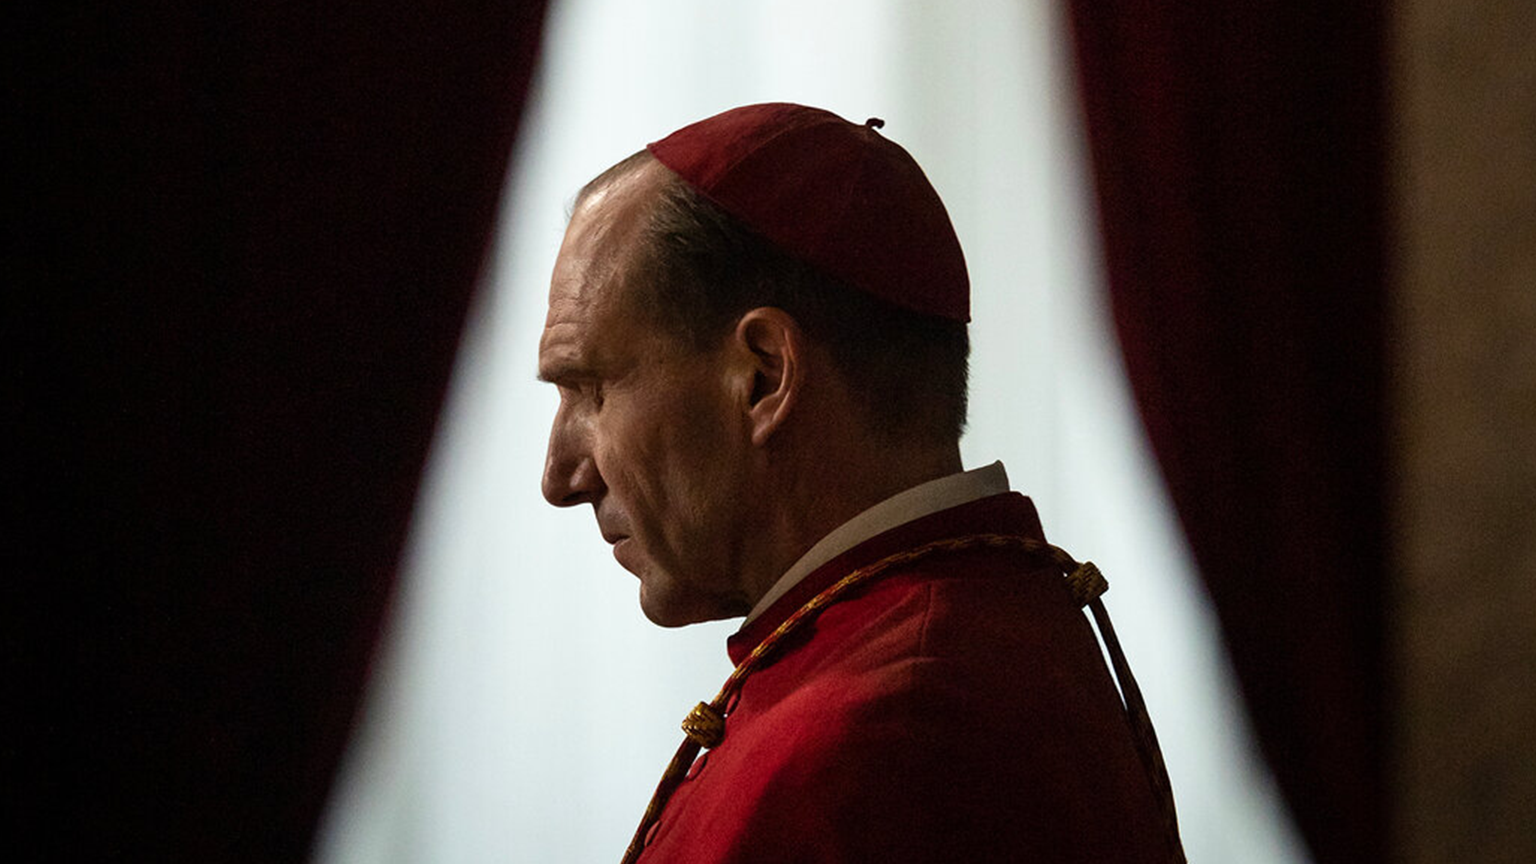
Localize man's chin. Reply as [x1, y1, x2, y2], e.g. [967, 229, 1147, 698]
[640, 606, 697, 629]
[637, 580, 745, 629]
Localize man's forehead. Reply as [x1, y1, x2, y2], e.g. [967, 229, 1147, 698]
[546, 163, 664, 307]
[566, 157, 668, 252]
[537, 250, 633, 383]
[543, 227, 633, 335]
[537, 159, 672, 379]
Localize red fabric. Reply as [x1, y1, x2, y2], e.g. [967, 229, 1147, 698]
[16, 2, 548, 860]
[648, 103, 970, 321]
[1063, 3, 1388, 862]
[638, 494, 1174, 863]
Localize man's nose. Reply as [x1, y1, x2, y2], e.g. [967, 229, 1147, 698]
[542, 425, 603, 508]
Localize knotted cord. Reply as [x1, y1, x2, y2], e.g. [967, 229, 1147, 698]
[620, 533, 1185, 864]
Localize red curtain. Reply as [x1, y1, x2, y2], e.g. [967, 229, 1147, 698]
[1064, 3, 1388, 863]
[16, 2, 549, 859]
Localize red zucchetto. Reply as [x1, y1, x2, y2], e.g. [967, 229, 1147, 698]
[647, 102, 970, 322]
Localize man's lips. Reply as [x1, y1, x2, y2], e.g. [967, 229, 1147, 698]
[600, 528, 633, 564]
[608, 536, 638, 572]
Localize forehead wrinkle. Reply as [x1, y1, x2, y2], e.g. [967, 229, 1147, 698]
[538, 269, 635, 384]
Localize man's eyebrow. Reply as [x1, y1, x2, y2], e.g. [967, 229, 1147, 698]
[535, 360, 592, 384]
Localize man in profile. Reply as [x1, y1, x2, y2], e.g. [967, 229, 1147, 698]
[538, 102, 1181, 863]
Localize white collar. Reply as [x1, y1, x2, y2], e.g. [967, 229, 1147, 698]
[742, 461, 1011, 624]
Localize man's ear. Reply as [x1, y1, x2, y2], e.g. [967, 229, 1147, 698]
[732, 307, 803, 447]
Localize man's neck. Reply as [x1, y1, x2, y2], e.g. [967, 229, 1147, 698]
[741, 460, 1009, 624]
[737, 440, 963, 611]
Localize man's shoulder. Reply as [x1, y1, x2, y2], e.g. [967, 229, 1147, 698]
[656, 552, 1175, 864]
[744, 550, 1108, 734]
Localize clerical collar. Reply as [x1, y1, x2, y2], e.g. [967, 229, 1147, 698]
[742, 461, 1011, 624]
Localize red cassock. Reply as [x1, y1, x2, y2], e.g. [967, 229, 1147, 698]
[635, 492, 1176, 862]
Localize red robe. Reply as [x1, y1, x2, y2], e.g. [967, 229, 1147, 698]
[635, 492, 1176, 863]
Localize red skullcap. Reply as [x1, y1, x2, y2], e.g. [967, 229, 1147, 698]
[647, 102, 970, 322]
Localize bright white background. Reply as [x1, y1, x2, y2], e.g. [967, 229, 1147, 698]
[317, 1, 1311, 861]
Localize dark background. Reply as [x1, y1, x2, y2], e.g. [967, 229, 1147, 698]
[11, 1, 1397, 861]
